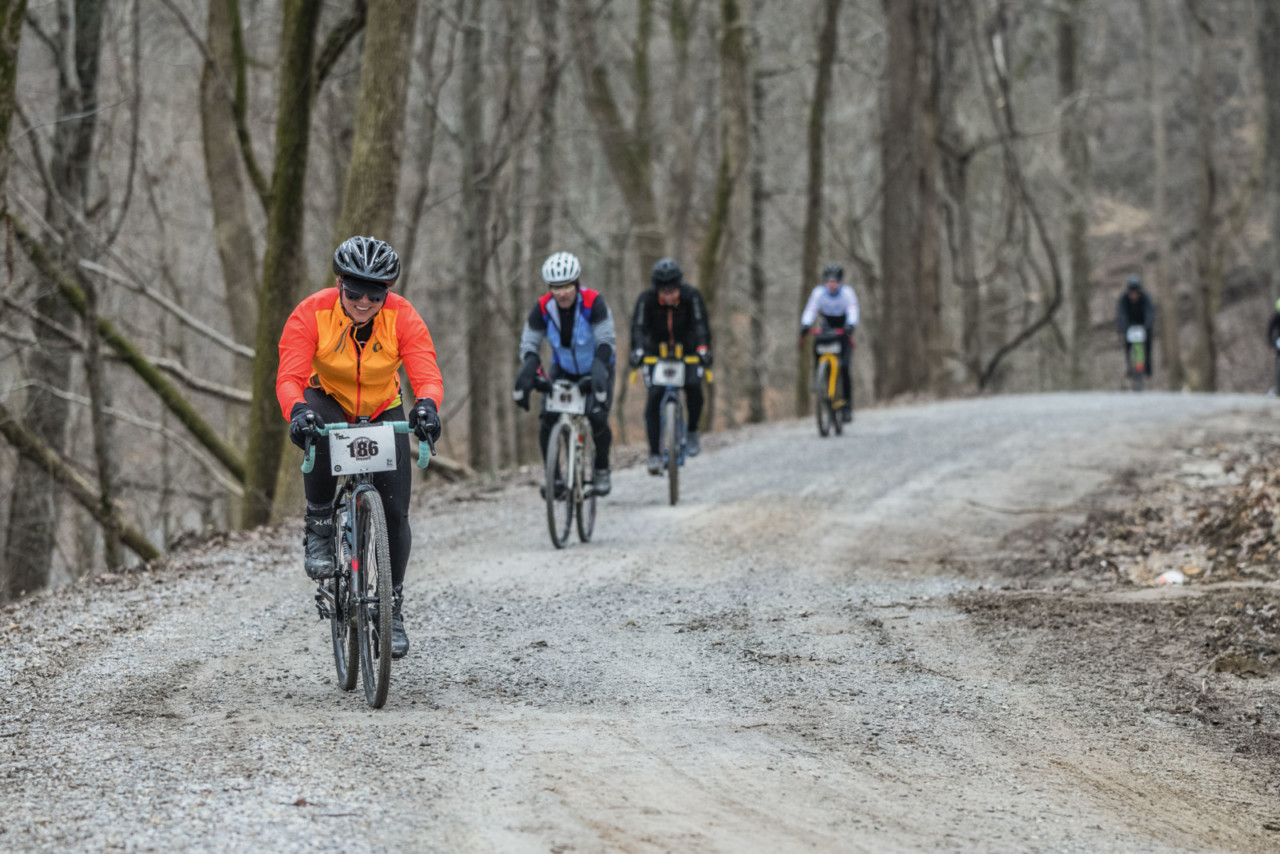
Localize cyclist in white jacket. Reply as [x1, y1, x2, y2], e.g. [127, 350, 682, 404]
[800, 262, 859, 422]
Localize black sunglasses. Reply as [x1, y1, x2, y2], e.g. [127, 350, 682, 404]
[342, 283, 386, 303]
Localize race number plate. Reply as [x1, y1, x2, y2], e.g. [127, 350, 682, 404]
[545, 382, 587, 415]
[328, 423, 397, 475]
[652, 360, 686, 387]
[1126, 326, 1147, 344]
[815, 342, 842, 355]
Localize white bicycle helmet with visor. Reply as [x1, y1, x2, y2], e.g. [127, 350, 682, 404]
[541, 251, 581, 287]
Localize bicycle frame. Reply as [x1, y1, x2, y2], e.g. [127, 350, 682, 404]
[642, 345, 703, 469]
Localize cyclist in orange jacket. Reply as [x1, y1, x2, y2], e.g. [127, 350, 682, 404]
[277, 235, 443, 659]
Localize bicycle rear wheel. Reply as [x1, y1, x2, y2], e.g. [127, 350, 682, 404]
[664, 398, 680, 506]
[355, 489, 392, 708]
[576, 432, 596, 542]
[815, 361, 833, 437]
[546, 422, 573, 548]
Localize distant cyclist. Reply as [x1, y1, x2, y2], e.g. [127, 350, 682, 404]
[513, 251, 616, 497]
[277, 235, 443, 660]
[629, 258, 712, 473]
[1115, 274, 1154, 379]
[800, 262, 858, 422]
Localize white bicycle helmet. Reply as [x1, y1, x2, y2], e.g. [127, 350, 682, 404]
[541, 251, 581, 286]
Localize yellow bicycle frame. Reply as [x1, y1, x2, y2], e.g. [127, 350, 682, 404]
[817, 349, 842, 408]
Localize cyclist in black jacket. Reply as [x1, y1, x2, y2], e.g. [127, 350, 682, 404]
[629, 258, 712, 474]
[1115, 274, 1154, 378]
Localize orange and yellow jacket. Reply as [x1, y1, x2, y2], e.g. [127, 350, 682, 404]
[276, 288, 444, 422]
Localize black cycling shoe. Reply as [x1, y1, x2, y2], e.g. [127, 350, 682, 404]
[686, 431, 701, 457]
[841, 406, 853, 423]
[303, 513, 335, 580]
[391, 591, 409, 659]
[592, 468, 611, 496]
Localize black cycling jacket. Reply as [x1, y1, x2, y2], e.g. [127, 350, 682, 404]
[629, 284, 712, 355]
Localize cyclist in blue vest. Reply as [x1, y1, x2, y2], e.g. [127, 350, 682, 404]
[513, 251, 617, 496]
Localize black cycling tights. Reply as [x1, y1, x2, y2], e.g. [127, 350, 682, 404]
[300, 388, 412, 588]
[645, 378, 704, 455]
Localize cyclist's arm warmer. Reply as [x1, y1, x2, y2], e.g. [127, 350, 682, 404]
[843, 285, 860, 327]
[519, 304, 546, 361]
[395, 301, 444, 410]
[690, 286, 711, 348]
[276, 298, 321, 420]
[799, 286, 822, 327]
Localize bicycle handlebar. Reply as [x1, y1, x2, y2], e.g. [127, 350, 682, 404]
[301, 420, 434, 473]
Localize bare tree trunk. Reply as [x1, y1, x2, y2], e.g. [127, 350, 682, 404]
[747, 13, 767, 424]
[516, 0, 561, 465]
[918, 1, 943, 393]
[1060, 0, 1091, 390]
[696, 0, 750, 429]
[568, 0, 664, 282]
[242, 0, 322, 527]
[0, 0, 23, 206]
[666, 0, 699, 263]
[795, 0, 840, 416]
[1190, 4, 1216, 391]
[7, 0, 105, 592]
[0, 0, 27, 598]
[1141, 0, 1182, 389]
[333, 0, 419, 242]
[1259, 0, 1280, 306]
[878, 0, 931, 398]
[462, 0, 495, 472]
[200, 0, 259, 353]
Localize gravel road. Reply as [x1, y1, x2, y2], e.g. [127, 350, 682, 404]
[4, 392, 1279, 852]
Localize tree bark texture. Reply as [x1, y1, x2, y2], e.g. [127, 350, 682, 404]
[1259, 0, 1280, 305]
[200, 0, 259, 352]
[0, 0, 24, 203]
[1191, 5, 1216, 391]
[747, 13, 767, 425]
[1059, 0, 1091, 390]
[568, 0, 664, 282]
[242, 0, 321, 527]
[462, 0, 495, 472]
[795, 0, 840, 416]
[877, 0, 934, 399]
[7, 0, 104, 593]
[1141, 0, 1182, 389]
[333, 0, 419, 244]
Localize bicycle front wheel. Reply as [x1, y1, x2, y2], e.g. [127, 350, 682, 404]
[576, 432, 596, 542]
[815, 361, 833, 437]
[355, 489, 392, 708]
[546, 421, 573, 548]
[664, 398, 680, 506]
[329, 558, 358, 691]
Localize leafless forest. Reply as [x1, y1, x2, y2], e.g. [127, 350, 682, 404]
[0, 0, 1274, 598]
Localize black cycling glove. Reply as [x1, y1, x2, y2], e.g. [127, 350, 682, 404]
[289, 402, 324, 449]
[408, 398, 441, 444]
[514, 354, 540, 411]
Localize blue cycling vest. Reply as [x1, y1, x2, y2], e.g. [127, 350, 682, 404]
[540, 289, 603, 375]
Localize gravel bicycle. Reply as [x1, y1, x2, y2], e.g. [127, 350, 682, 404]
[641, 348, 703, 506]
[810, 329, 849, 437]
[536, 376, 598, 548]
[1125, 325, 1147, 392]
[302, 420, 431, 708]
